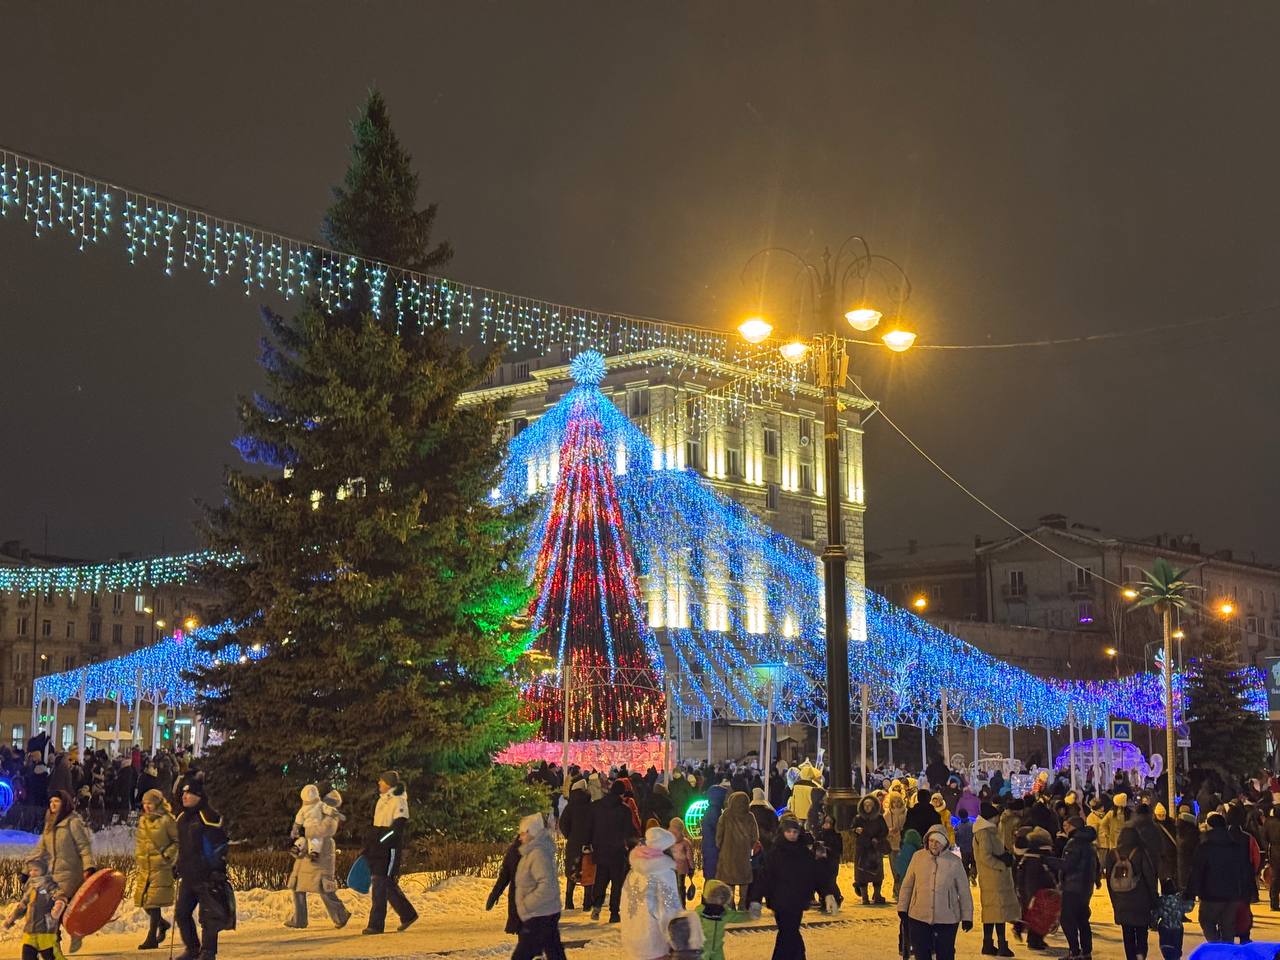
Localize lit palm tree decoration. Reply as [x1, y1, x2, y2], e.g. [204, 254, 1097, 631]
[1130, 558, 1198, 876]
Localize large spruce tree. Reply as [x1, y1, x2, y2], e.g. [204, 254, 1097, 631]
[1184, 620, 1267, 781]
[196, 91, 541, 842]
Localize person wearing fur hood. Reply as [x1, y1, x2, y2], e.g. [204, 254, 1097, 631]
[621, 827, 702, 960]
[36, 788, 94, 954]
[286, 785, 350, 930]
[512, 813, 566, 960]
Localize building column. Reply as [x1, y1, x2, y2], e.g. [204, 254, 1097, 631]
[75, 679, 87, 758]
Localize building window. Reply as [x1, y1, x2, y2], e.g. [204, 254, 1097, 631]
[88, 621, 100, 643]
[685, 438, 702, 470]
[111, 624, 123, 645]
[1008, 571, 1025, 596]
[11, 725, 24, 747]
[62, 655, 74, 671]
[801, 512, 815, 540]
[15, 687, 28, 708]
[691, 720, 704, 740]
[512, 417, 529, 437]
[628, 388, 650, 418]
[135, 594, 146, 614]
[1271, 620, 1280, 639]
[514, 361, 530, 380]
[61, 725, 73, 750]
[726, 448, 742, 478]
[931, 584, 944, 603]
[16, 617, 28, 636]
[41, 620, 52, 638]
[11, 652, 28, 676]
[1246, 615, 1259, 635]
[1076, 567, 1093, 589]
[112, 594, 123, 614]
[66, 622, 76, 641]
[799, 463, 813, 491]
[763, 428, 779, 457]
[43, 589, 54, 605]
[134, 625, 145, 646]
[798, 418, 812, 443]
[1078, 602, 1094, 624]
[89, 592, 100, 610]
[766, 483, 780, 511]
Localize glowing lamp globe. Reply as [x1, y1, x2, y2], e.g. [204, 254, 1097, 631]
[882, 329, 917, 352]
[779, 340, 809, 364]
[845, 307, 883, 332]
[684, 798, 710, 838]
[569, 350, 607, 386]
[738, 317, 772, 344]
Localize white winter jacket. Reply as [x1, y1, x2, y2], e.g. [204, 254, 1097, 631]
[373, 788, 409, 828]
[897, 825, 974, 926]
[514, 831, 561, 922]
[621, 845, 692, 960]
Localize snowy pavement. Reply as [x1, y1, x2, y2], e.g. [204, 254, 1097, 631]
[37, 862, 1280, 959]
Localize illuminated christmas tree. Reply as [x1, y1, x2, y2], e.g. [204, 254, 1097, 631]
[522, 351, 666, 742]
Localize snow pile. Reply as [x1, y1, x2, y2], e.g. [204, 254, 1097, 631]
[0, 823, 134, 859]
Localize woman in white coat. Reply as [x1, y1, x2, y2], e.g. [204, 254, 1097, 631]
[897, 824, 974, 960]
[621, 826, 703, 960]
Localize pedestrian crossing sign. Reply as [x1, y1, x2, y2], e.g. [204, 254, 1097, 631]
[1110, 720, 1132, 742]
[882, 720, 898, 739]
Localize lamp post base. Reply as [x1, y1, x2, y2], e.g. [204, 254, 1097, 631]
[827, 786, 858, 831]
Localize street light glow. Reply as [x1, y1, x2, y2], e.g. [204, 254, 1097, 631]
[779, 340, 809, 364]
[1105, 647, 1118, 657]
[881, 329, 917, 352]
[845, 307, 883, 332]
[738, 316, 773, 344]
[912, 595, 928, 611]
[1122, 588, 1139, 600]
[1218, 600, 1235, 617]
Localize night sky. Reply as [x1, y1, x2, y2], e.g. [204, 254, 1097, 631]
[2, 3, 1278, 563]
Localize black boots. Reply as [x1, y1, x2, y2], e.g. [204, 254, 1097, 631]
[138, 912, 170, 950]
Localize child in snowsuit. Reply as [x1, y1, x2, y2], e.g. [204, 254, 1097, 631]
[697, 879, 749, 960]
[4, 853, 68, 960]
[290, 784, 332, 860]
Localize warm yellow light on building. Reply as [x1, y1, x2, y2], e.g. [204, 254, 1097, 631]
[738, 317, 773, 344]
[779, 340, 809, 364]
[845, 307, 883, 332]
[912, 595, 928, 612]
[881, 329, 917, 352]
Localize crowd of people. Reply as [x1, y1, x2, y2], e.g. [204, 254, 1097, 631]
[510, 755, 1280, 960]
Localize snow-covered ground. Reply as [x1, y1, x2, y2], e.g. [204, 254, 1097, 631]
[6, 859, 1273, 959]
[0, 826, 135, 859]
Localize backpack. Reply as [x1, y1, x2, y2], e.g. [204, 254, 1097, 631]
[1109, 850, 1138, 893]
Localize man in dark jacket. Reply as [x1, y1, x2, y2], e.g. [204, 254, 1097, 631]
[484, 836, 523, 937]
[586, 780, 637, 922]
[760, 816, 825, 960]
[557, 781, 593, 910]
[1059, 817, 1098, 960]
[1263, 806, 1280, 911]
[173, 777, 230, 960]
[1131, 803, 1166, 887]
[904, 788, 940, 840]
[645, 782, 675, 829]
[1187, 813, 1255, 942]
[363, 770, 418, 935]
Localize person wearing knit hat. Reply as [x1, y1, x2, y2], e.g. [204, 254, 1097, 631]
[134, 787, 179, 948]
[558, 777, 594, 912]
[697, 879, 748, 960]
[362, 770, 417, 935]
[929, 793, 955, 846]
[511, 813, 565, 960]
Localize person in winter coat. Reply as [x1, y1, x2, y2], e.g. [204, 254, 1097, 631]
[759, 817, 826, 960]
[956, 788, 981, 823]
[816, 814, 845, 909]
[173, 776, 231, 960]
[669, 773, 693, 818]
[485, 835, 523, 938]
[1108, 824, 1159, 960]
[701, 784, 729, 882]
[897, 823, 974, 960]
[362, 770, 419, 936]
[589, 780, 639, 922]
[620, 778, 644, 835]
[1175, 809, 1200, 892]
[1097, 794, 1130, 871]
[929, 794, 955, 846]
[905, 788, 941, 841]
[285, 786, 350, 931]
[1058, 817, 1099, 960]
[853, 795, 888, 904]
[134, 788, 179, 949]
[621, 827, 694, 960]
[646, 783, 676, 830]
[47, 755, 73, 799]
[998, 801, 1024, 855]
[1153, 803, 1180, 896]
[714, 792, 759, 909]
[697, 879, 749, 960]
[36, 789, 94, 954]
[973, 803, 1019, 957]
[750, 788, 779, 850]
[512, 813, 566, 960]
[669, 818, 695, 905]
[893, 829, 923, 900]
[768, 762, 789, 811]
[1186, 812, 1255, 943]
[955, 812, 975, 882]
[885, 790, 908, 856]
[557, 780, 593, 910]
[1014, 827, 1055, 951]
[1263, 805, 1280, 911]
[788, 766, 821, 824]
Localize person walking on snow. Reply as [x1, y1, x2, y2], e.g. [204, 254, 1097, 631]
[35, 789, 94, 955]
[285, 785, 351, 930]
[511, 813, 567, 960]
[134, 788, 179, 949]
[173, 777, 231, 960]
[897, 823, 974, 960]
[973, 802, 1018, 957]
[4, 852, 68, 960]
[362, 770, 419, 935]
[621, 826, 699, 960]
